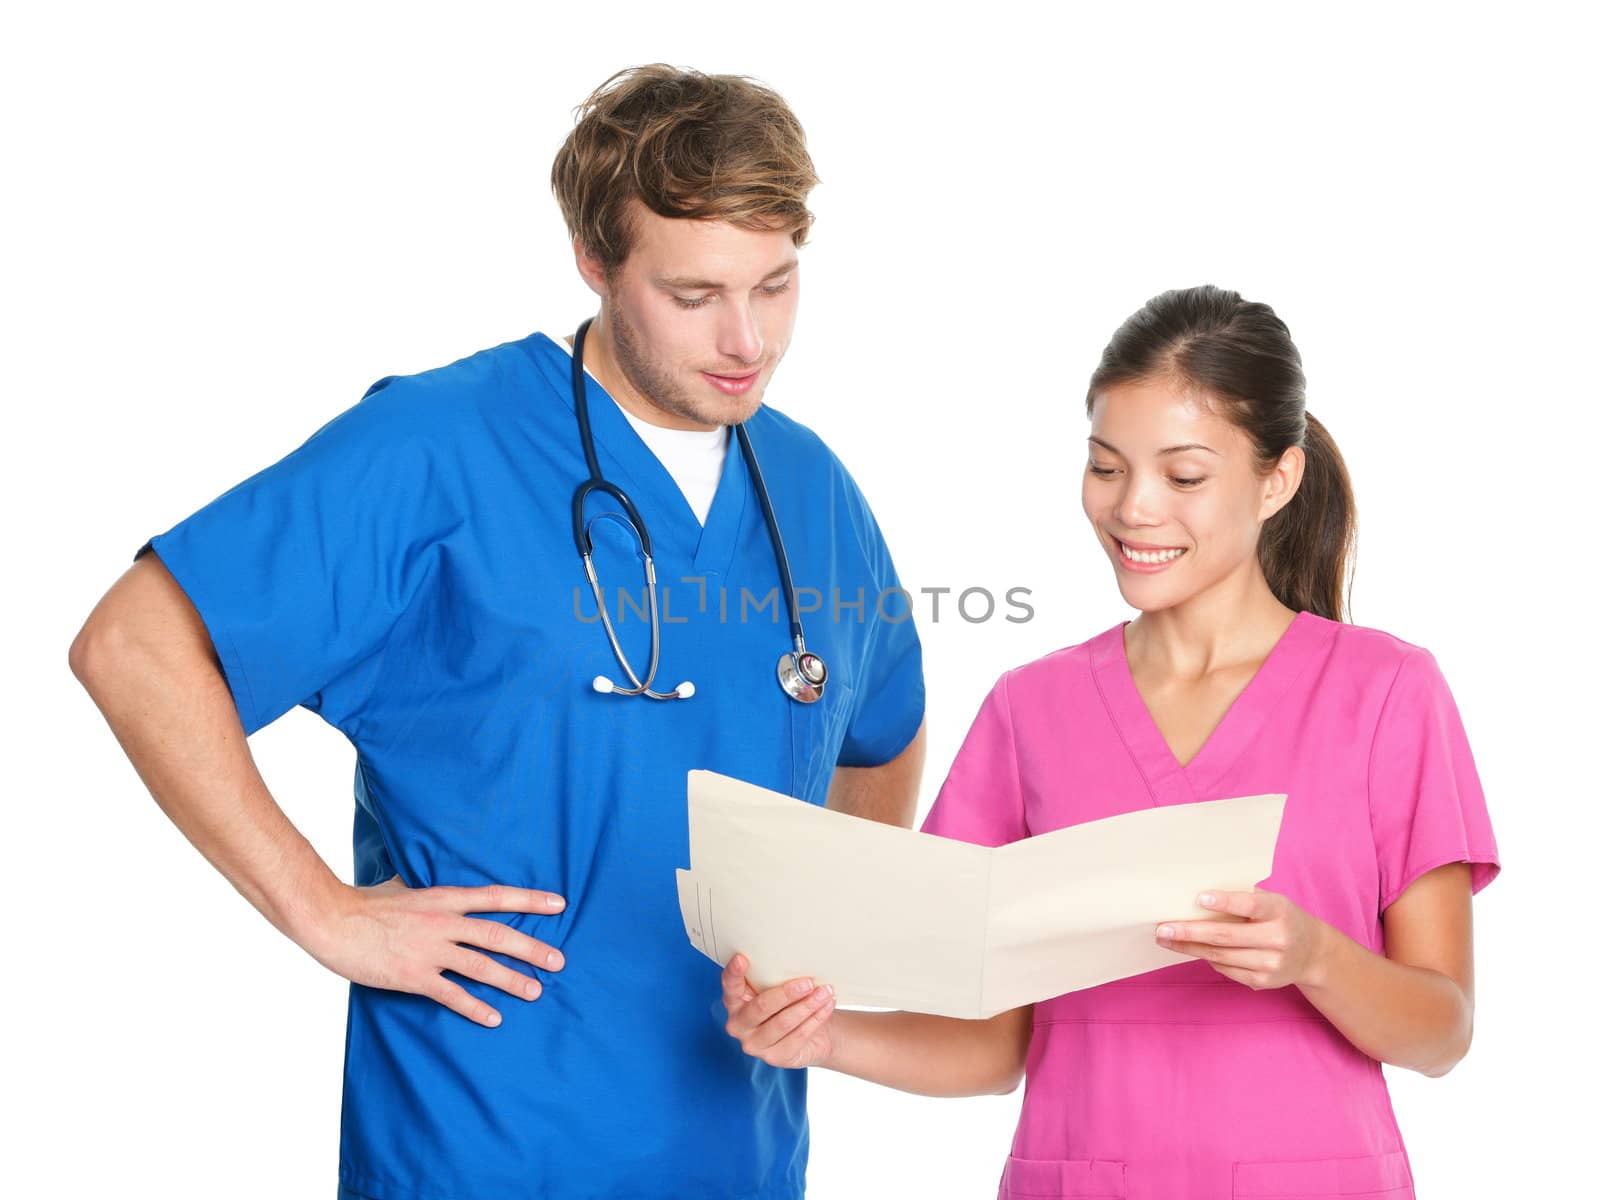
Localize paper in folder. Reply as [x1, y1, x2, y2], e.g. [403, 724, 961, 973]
[675, 770, 1286, 1019]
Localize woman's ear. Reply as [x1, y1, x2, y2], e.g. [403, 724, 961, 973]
[1260, 445, 1306, 521]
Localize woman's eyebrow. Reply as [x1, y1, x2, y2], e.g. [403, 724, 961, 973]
[1088, 436, 1220, 456]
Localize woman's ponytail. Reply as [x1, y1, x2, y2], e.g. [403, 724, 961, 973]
[1257, 411, 1356, 622]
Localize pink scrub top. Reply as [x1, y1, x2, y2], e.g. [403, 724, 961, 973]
[921, 610, 1501, 1200]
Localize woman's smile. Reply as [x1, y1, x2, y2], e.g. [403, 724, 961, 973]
[1114, 536, 1190, 572]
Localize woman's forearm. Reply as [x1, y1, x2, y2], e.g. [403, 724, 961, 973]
[1299, 924, 1471, 1076]
[821, 1006, 1032, 1097]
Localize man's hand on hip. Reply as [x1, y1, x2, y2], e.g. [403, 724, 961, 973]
[306, 876, 567, 1027]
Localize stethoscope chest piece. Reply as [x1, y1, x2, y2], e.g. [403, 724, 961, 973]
[777, 649, 828, 704]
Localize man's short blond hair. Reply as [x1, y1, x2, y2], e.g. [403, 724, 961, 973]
[551, 64, 819, 275]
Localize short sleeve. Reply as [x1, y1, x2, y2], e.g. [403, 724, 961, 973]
[833, 462, 925, 768]
[919, 673, 1027, 847]
[1368, 646, 1501, 913]
[135, 375, 461, 737]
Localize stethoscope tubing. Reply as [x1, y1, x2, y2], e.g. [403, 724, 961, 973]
[567, 317, 820, 702]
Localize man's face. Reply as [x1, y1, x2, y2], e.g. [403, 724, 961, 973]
[595, 204, 801, 428]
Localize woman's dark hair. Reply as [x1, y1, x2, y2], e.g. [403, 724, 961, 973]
[1085, 285, 1357, 623]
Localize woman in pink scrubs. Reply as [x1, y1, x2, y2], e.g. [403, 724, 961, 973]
[721, 284, 1501, 1199]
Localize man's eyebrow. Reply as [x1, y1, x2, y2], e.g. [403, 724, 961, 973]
[1088, 436, 1219, 456]
[656, 259, 799, 291]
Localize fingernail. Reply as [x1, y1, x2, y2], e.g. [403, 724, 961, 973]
[1156, 925, 1175, 939]
[526, 980, 542, 1000]
[1198, 893, 1216, 907]
[790, 978, 814, 997]
[547, 950, 564, 970]
[817, 985, 833, 1002]
[549, 895, 566, 911]
[487, 1011, 502, 1027]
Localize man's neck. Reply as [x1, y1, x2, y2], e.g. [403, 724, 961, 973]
[569, 314, 718, 433]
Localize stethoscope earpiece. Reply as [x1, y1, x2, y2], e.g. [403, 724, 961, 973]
[570, 318, 825, 705]
[594, 673, 696, 700]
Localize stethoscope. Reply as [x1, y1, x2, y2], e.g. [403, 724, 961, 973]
[568, 317, 828, 704]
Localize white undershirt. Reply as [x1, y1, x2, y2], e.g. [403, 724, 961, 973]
[546, 332, 730, 527]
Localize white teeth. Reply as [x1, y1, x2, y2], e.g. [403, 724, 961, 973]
[1119, 541, 1185, 564]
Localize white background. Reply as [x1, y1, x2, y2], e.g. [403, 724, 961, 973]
[9, 2, 1596, 1196]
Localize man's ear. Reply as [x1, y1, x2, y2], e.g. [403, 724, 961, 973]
[573, 237, 609, 298]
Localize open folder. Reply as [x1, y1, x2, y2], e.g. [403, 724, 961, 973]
[676, 770, 1286, 1019]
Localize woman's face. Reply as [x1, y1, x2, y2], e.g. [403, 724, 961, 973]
[1080, 375, 1301, 613]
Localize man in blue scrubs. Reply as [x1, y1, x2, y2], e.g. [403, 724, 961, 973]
[69, 65, 926, 1199]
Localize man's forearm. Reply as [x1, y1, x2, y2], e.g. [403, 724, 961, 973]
[825, 718, 927, 827]
[69, 564, 345, 954]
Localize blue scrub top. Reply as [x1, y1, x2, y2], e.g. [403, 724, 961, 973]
[137, 331, 925, 1200]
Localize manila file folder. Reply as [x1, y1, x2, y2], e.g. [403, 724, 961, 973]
[675, 769, 1285, 1019]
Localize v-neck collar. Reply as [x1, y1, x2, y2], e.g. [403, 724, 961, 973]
[526, 331, 749, 575]
[1089, 609, 1328, 806]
